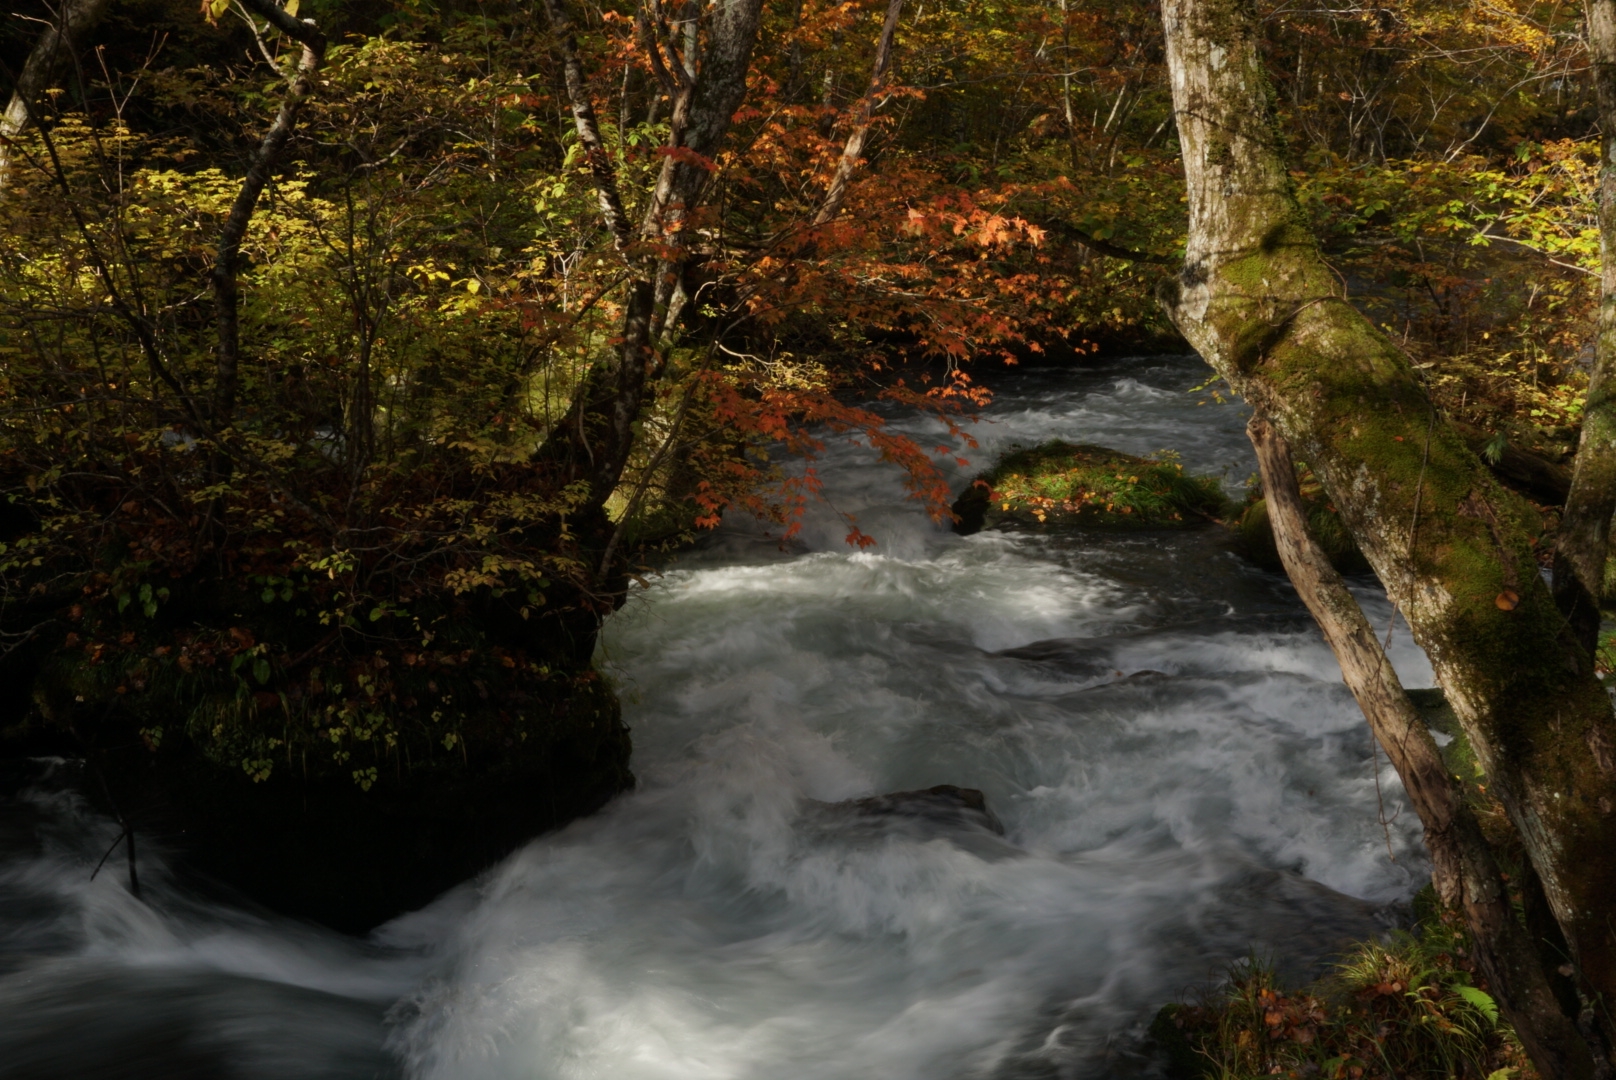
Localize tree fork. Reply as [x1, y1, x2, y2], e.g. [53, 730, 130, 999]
[537, 0, 763, 526]
[1158, 0, 1616, 1065]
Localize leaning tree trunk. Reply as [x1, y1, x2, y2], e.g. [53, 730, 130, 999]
[212, 0, 327, 429]
[1250, 415, 1595, 1078]
[1556, 0, 1616, 657]
[0, 0, 115, 191]
[1157, 0, 1616, 1071]
[811, 0, 904, 227]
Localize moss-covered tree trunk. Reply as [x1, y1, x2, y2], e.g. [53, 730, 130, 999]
[1250, 415, 1595, 1078]
[1157, 0, 1616, 1070]
[1555, 0, 1616, 656]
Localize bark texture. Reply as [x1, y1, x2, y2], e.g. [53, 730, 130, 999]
[1556, 0, 1616, 656]
[542, 0, 633, 248]
[1251, 416, 1594, 1079]
[1158, 0, 1616, 1067]
[0, 0, 116, 190]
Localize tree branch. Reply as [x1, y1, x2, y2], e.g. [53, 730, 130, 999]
[542, 0, 634, 249]
[812, 0, 905, 227]
[211, 0, 326, 426]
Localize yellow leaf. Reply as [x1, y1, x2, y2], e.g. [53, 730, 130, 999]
[284, 0, 299, 15]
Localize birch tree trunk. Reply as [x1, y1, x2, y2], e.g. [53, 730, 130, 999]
[1157, 0, 1616, 1069]
[0, 0, 115, 191]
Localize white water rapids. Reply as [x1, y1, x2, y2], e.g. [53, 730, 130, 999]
[0, 356, 1437, 1079]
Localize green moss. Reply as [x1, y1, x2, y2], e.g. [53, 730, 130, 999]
[1234, 487, 1369, 575]
[952, 442, 1230, 535]
[1406, 687, 1491, 811]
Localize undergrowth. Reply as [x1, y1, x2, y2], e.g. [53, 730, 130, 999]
[1153, 897, 1534, 1080]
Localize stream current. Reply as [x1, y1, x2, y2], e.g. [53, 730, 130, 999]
[0, 356, 1437, 1079]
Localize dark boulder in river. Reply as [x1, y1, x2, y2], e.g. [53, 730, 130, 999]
[3, 669, 633, 933]
[810, 784, 1006, 837]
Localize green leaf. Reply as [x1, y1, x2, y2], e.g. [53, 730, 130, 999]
[262, 587, 277, 603]
[253, 658, 271, 685]
[1456, 985, 1499, 1025]
[1482, 432, 1507, 465]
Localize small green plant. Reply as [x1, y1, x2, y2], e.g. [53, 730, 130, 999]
[1153, 899, 1534, 1079]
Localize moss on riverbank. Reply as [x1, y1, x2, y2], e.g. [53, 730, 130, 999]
[952, 442, 1230, 534]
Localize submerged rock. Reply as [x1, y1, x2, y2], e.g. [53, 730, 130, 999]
[810, 784, 1006, 836]
[952, 442, 1229, 535]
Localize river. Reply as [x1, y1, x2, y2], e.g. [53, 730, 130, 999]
[0, 355, 1435, 1079]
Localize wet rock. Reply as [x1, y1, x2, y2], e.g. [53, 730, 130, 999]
[811, 784, 1005, 836]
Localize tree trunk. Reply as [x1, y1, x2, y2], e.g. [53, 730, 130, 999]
[812, 0, 904, 227]
[538, 0, 764, 523]
[0, 0, 116, 191]
[1555, 0, 1616, 657]
[1250, 415, 1595, 1079]
[212, 0, 327, 428]
[1157, 0, 1616, 1070]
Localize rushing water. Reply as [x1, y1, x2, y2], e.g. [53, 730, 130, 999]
[0, 356, 1438, 1079]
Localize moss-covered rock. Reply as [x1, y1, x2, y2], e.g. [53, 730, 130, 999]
[951, 442, 1230, 535]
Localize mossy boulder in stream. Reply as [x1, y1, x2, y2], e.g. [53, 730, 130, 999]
[952, 442, 1230, 535]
